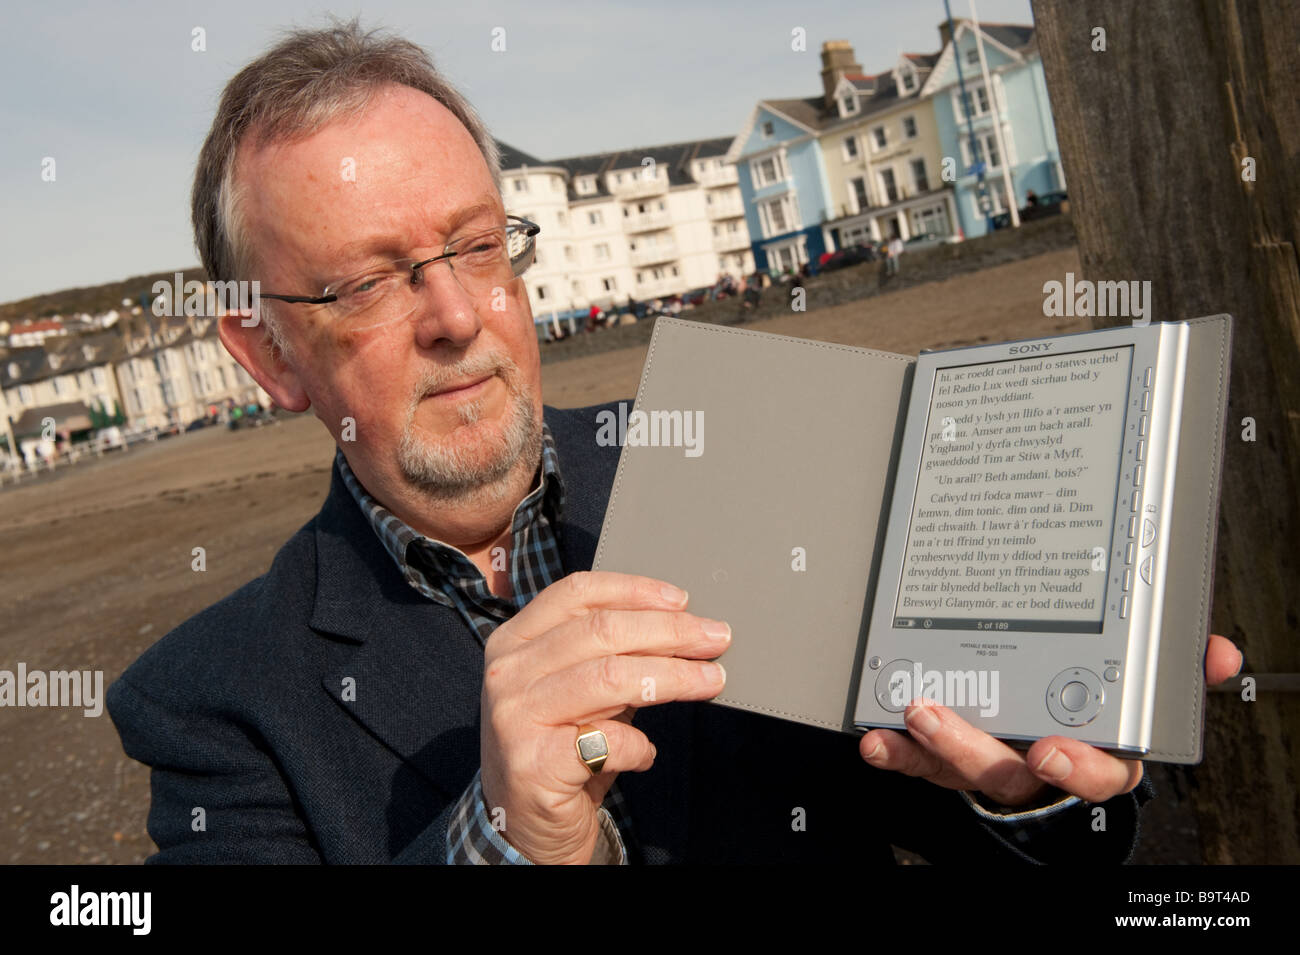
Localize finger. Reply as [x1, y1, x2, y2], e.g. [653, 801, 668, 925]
[487, 571, 689, 659]
[527, 653, 726, 724]
[895, 701, 1047, 805]
[1205, 633, 1243, 685]
[1024, 736, 1145, 803]
[516, 607, 731, 674]
[544, 719, 658, 790]
[859, 727, 969, 790]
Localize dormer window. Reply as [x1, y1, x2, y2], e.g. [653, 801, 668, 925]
[762, 120, 774, 138]
[840, 94, 857, 116]
[901, 70, 916, 92]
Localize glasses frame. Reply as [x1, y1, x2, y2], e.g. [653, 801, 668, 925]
[257, 214, 541, 308]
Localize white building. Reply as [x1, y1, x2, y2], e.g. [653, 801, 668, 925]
[496, 137, 753, 333]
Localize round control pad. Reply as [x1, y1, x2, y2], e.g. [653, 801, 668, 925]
[1046, 668, 1104, 727]
[873, 659, 917, 714]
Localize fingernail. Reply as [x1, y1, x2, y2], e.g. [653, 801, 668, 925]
[1232, 650, 1244, 679]
[713, 662, 726, 685]
[905, 704, 940, 737]
[661, 584, 688, 605]
[700, 618, 731, 642]
[864, 741, 884, 762]
[1035, 747, 1073, 781]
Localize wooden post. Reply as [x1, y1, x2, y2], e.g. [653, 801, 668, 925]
[1032, 0, 1300, 863]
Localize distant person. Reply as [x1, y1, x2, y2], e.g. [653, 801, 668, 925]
[1026, 189, 1039, 207]
[885, 236, 904, 278]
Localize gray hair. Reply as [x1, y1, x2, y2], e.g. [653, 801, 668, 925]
[191, 18, 502, 357]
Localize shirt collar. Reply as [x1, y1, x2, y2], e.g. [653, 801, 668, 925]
[335, 420, 566, 578]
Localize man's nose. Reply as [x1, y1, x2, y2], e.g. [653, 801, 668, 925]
[408, 259, 483, 349]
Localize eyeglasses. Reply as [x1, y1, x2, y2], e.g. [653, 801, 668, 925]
[258, 215, 540, 330]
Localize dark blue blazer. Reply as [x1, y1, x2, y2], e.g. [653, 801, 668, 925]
[107, 400, 1151, 864]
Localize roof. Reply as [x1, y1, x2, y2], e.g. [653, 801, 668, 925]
[12, 401, 93, 436]
[545, 135, 738, 202]
[1, 331, 125, 389]
[755, 23, 1035, 143]
[494, 139, 547, 171]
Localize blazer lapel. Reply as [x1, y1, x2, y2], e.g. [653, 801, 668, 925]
[311, 457, 482, 800]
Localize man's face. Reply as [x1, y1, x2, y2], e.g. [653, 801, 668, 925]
[234, 84, 543, 513]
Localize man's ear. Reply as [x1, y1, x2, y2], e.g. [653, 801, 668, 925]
[218, 310, 310, 412]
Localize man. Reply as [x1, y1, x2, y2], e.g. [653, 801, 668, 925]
[107, 21, 1240, 865]
[886, 235, 905, 277]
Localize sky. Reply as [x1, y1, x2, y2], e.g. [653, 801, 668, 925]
[0, 0, 1033, 304]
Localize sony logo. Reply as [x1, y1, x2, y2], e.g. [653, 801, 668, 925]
[1009, 342, 1054, 354]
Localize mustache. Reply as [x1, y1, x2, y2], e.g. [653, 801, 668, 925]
[411, 352, 513, 401]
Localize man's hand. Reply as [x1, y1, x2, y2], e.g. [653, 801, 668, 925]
[480, 571, 728, 864]
[859, 633, 1242, 806]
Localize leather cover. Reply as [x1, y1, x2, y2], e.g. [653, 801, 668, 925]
[593, 318, 914, 733]
[1146, 313, 1233, 763]
[592, 315, 1233, 759]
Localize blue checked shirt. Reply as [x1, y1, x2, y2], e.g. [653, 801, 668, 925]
[339, 422, 1081, 863]
[336, 425, 629, 864]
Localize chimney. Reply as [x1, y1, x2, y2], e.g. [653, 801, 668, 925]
[820, 40, 862, 109]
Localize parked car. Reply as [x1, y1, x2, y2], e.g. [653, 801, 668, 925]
[992, 190, 1069, 229]
[819, 243, 878, 272]
[681, 286, 712, 308]
[903, 232, 961, 252]
[185, 415, 217, 433]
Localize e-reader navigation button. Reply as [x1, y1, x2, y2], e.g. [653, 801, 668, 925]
[1061, 682, 1090, 713]
[1141, 519, 1156, 547]
[874, 659, 916, 714]
[1104, 666, 1120, 683]
[1139, 415, 1148, 436]
[1047, 668, 1104, 726]
[1122, 569, 1132, 592]
[1139, 555, 1154, 585]
[1119, 595, 1130, 618]
[1136, 439, 1146, 461]
[1143, 366, 1153, 387]
[1133, 463, 1144, 486]
[1141, 390, 1150, 412]
[1127, 516, 1137, 538]
[1125, 542, 1135, 564]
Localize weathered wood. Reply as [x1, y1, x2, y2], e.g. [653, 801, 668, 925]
[1032, 0, 1300, 863]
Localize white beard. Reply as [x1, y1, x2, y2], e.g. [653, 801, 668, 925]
[396, 352, 541, 508]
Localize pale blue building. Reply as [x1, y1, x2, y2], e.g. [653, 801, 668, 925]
[925, 20, 1066, 237]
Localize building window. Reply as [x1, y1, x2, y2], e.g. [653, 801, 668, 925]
[556, 211, 567, 228]
[51, 376, 66, 396]
[960, 132, 1002, 171]
[850, 176, 870, 212]
[571, 280, 583, 296]
[594, 242, 610, 260]
[911, 158, 930, 193]
[872, 126, 887, 150]
[216, 367, 226, 389]
[840, 94, 857, 115]
[966, 46, 980, 66]
[602, 277, 617, 292]
[760, 195, 798, 236]
[879, 168, 899, 204]
[535, 285, 549, 301]
[512, 178, 528, 193]
[162, 380, 177, 404]
[762, 120, 774, 137]
[753, 154, 785, 188]
[18, 385, 32, 405]
[842, 136, 858, 160]
[551, 176, 562, 191]
[901, 70, 916, 92]
[902, 115, 918, 139]
[588, 210, 603, 226]
[912, 202, 952, 237]
[564, 245, 575, 262]
[956, 85, 991, 119]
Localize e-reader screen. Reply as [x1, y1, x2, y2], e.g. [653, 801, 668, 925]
[893, 345, 1134, 634]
